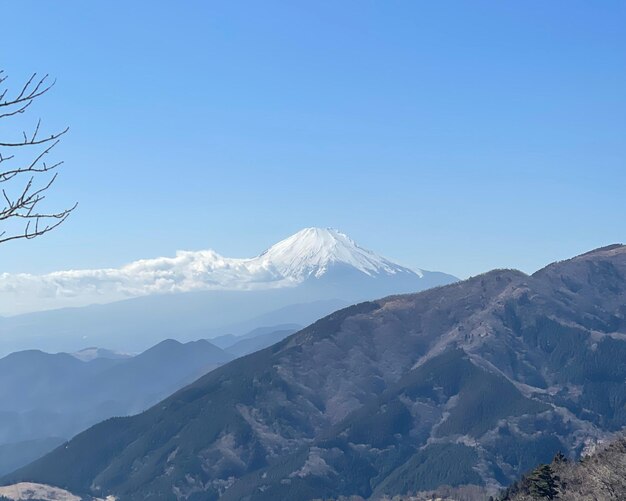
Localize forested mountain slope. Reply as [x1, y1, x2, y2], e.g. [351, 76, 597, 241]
[6, 245, 626, 501]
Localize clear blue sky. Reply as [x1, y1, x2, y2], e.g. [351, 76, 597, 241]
[0, 1, 624, 279]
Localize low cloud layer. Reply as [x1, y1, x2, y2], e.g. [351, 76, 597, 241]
[0, 249, 294, 316]
[0, 228, 417, 316]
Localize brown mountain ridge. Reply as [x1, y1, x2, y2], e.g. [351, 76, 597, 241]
[4, 245, 626, 500]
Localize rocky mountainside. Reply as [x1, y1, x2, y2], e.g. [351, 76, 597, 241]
[6, 245, 626, 500]
[0, 481, 112, 501]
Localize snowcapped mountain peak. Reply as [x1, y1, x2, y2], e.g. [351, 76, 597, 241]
[256, 227, 421, 280]
[1, 227, 449, 316]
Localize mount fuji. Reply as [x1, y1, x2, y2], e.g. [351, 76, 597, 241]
[255, 227, 418, 280]
[0, 228, 457, 354]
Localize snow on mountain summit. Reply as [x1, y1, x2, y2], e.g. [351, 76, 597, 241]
[0, 227, 433, 315]
[256, 227, 421, 280]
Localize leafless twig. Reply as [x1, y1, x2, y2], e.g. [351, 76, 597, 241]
[0, 70, 75, 245]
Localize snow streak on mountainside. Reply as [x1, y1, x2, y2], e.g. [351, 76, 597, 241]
[0, 228, 442, 315]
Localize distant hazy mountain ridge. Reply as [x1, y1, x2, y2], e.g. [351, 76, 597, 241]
[0, 229, 456, 354]
[0, 339, 234, 476]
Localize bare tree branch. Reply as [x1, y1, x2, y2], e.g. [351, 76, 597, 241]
[0, 73, 55, 108]
[0, 139, 63, 183]
[0, 99, 33, 120]
[0, 126, 69, 147]
[0, 70, 75, 245]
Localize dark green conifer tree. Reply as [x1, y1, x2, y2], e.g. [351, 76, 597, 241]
[527, 463, 559, 499]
